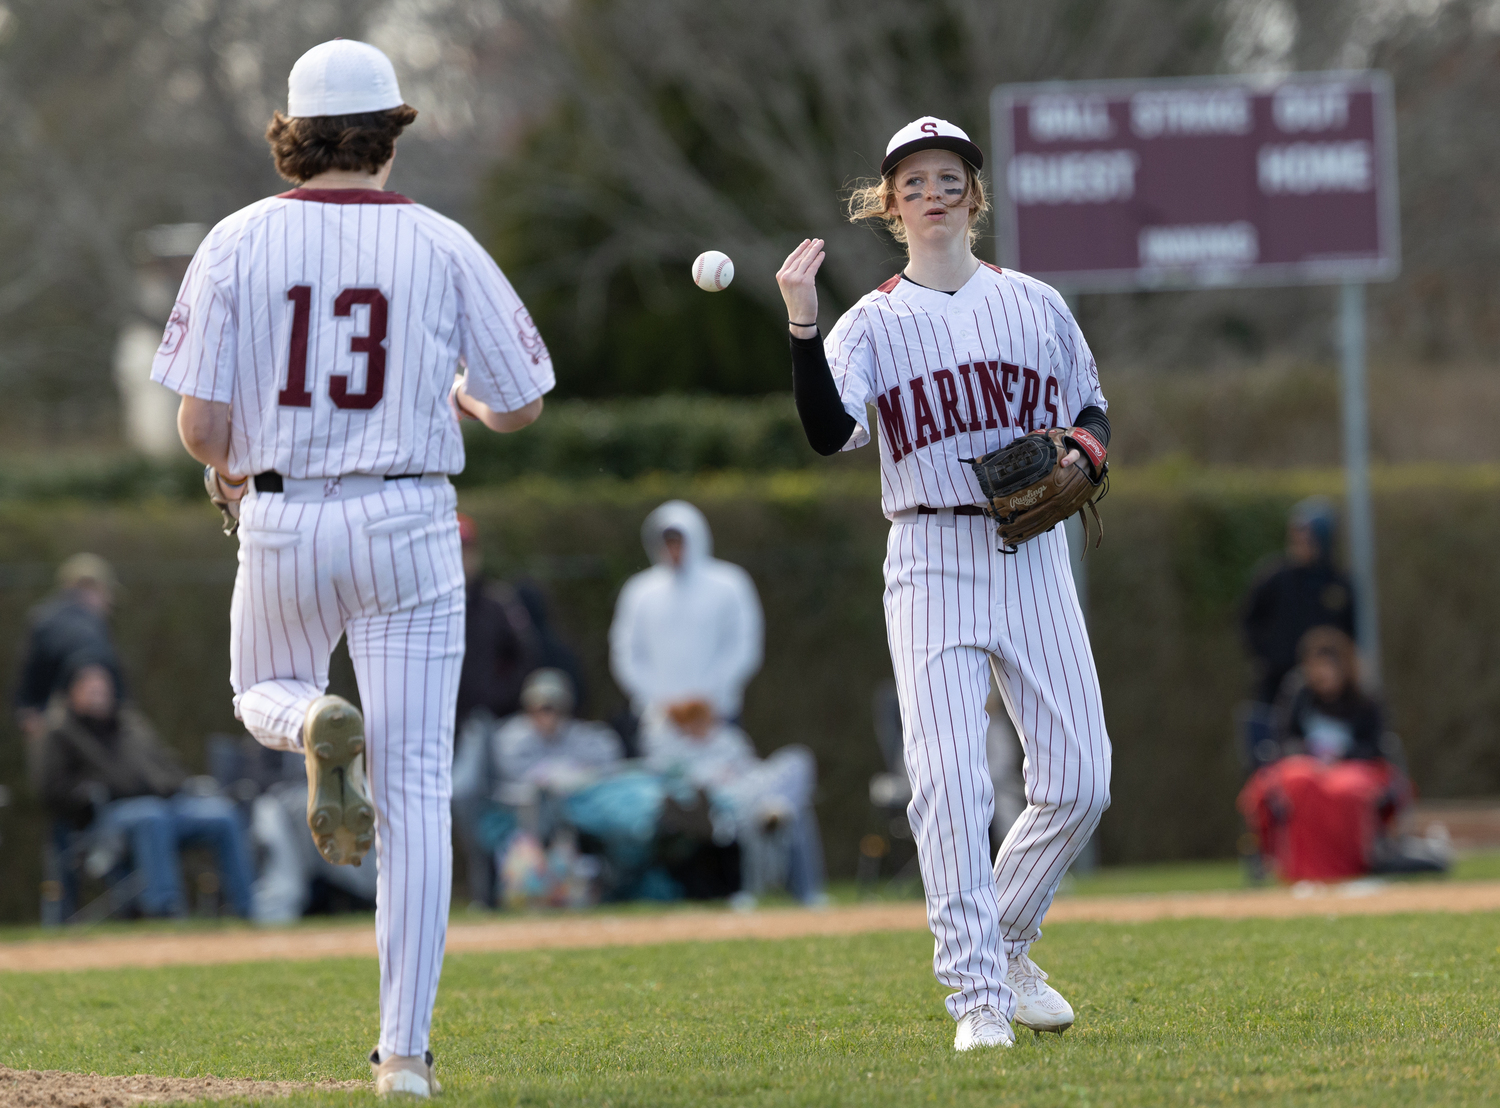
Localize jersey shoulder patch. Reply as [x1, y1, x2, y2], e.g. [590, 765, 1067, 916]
[876, 273, 902, 294]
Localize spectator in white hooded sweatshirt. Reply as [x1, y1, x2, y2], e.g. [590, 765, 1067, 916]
[610, 501, 823, 906]
[609, 500, 764, 725]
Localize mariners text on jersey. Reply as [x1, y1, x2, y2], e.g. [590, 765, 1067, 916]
[151, 189, 555, 479]
[826, 262, 1106, 518]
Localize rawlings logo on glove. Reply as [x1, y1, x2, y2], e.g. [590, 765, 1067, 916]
[1005, 487, 1048, 512]
[966, 427, 1109, 554]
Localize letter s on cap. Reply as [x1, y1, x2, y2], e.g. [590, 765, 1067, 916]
[922, 122, 939, 136]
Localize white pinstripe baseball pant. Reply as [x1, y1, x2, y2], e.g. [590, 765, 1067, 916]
[885, 511, 1111, 1021]
[230, 478, 465, 1058]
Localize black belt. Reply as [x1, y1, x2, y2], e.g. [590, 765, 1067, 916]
[252, 471, 426, 493]
[918, 505, 985, 516]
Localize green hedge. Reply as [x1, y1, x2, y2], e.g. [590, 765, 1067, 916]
[1, 466, 1497, 921]
[458, 396, 823, 483]
[0, 397, 825, 504]
[0, 455, 205, 504]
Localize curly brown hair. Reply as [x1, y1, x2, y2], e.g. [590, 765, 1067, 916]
[847, 160, 989, 247]
[265, 105, 419, 185]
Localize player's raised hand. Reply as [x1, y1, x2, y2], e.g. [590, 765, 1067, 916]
[777, 238, 825, 335]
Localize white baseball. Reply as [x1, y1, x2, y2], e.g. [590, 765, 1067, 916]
[692, 250, 734, 292]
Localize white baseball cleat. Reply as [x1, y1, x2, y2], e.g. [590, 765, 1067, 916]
[370, 1050, 441, 1097]
[953, 1005, 1016, 1051]
[1005, 952, 1075, 1034]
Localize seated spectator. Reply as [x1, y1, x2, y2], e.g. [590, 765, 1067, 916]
[454, 515, 587, 906]
[34, 659, 254, 918]
[1238, 628, 1439, 882]
[1275, 626, 1383, 763]
[640, 698, 825, 907]
[14, 554, 126, 744]
[453, 669, 622, 907]
[494, 669, 623, 793]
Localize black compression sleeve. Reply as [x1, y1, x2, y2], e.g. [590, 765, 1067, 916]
[790, 332, 858, 456]
[1074, 405, 1110, 448]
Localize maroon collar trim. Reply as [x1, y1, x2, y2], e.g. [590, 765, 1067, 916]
[277, 188, 413, 205]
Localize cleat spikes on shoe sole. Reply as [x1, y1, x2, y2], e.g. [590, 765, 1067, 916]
[346, 803, 375, 834]
[303, 695, 374, 867]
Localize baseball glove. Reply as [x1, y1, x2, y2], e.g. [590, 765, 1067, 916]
[966, 427, 1109, 554]
[203, 466, 248, 536]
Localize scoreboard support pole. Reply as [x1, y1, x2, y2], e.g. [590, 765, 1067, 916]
[1338, 281, 1383, 689]
[1057, 288, 1091, 630]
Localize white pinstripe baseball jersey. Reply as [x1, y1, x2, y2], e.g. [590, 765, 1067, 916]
[825, 263, 1105, 517]
[828, 262, 1113, 1029]
[148, 183, 553, 1060]
[151, 188, 554, 478]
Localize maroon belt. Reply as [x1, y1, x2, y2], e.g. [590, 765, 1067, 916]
[917, 505, 985, 516]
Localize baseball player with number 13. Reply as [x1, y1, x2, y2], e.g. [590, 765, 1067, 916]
[152, 40, 553, 1095]
[777, 117, 1113, 1051]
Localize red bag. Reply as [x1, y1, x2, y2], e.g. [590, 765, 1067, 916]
[1238, 756, 1404, 882]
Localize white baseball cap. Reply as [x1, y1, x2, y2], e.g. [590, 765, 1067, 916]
[287, 40, 404, 118]
[881, 116, 984, 177]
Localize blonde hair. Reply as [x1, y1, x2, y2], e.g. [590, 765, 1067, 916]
[847, 160, 989, 247]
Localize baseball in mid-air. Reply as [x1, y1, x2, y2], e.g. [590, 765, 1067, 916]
[692, 250, 734, 292]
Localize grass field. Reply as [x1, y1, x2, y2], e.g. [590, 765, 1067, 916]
[2, 911, 1498, 1106]
[1060, 850, 1500, 897]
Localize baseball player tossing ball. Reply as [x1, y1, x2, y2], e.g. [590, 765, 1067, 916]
[776, 117, 1112, 1051]
[152, 40, 553, 1095]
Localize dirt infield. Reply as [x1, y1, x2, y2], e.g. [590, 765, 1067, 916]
[2, 880, 1497, 975]
[0, 1065, 364, 1106]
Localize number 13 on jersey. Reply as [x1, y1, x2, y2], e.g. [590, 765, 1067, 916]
[279, 284, 389, 410]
